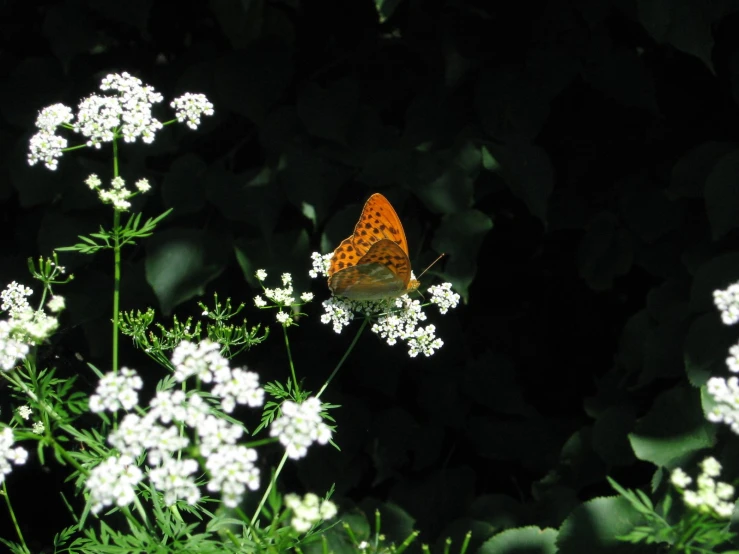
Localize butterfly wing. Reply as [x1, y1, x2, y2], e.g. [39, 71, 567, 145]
[328, 193, 410, 279]
[329, 239, 417, 301]
[351, 193, 410, 255]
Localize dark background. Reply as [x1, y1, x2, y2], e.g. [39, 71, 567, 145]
[2, 0, 739, 551]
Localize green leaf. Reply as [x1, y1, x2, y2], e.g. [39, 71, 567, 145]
[297, 78, 359, 145]
[705, 149, 739, 239]
[476, 69, 550, 142]
[484, 143, 553, 225]
[557, 496, 653, 553]
[431, 209, 493, 303]
[145, 228, 231, 315]
[478, 526, 557, 554]
[637, 0, 715, 72]
[685, 313, 736, 387]
[582, 47, 658, 113]
[374, 0, 404, 23]
[161, 154, 208, 216]
[410, 140, 480, 215]
[592, 405, 638, 467]
[577, 213, 633, 291]
[629, 385, 716, 467]
[214, 37, 293, 124]
[668, 141, 737, 199]
[689, 253, 739, 313]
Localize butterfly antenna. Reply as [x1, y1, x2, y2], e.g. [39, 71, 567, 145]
[417, 253, 446, 280]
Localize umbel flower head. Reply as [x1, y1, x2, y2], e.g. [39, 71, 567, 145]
[310, 251, 460, 357]
[0, 281, 60, 370]
[28, 72, 214, 170]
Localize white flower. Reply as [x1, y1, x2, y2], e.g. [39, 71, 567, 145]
[406, 324, 443, 357]
[254, 295, 267, 308]
[255, 269, 268, 282]
[714, 283, 739, 325]
[148, 456, 201, 506]
[171, 340, 230, 383]
[0, 427, 28, 484]
[284, 492, 338, 533]
[427, 282, 460, 314]
[90, 174, 143, 211]
[32, 422, 44, 435]
[47, 296, 65, 313]
[300, 292, 314, 302]
[320, 297, 354, 333]
[276, 311, 292, 325]
[28, 72, 172, 170]
[85, 174, 102, 189]
[308, 252, 332, 279]
[270, 397, 332, 460]
[135, 178, 151, 192]
[85, 455, 143, 513]
[706, 376, 739, 434]
[671, 468, 692, 488]
[170, 93, 214, 130]
[17, 406, 32, 420]
[674, 456, 736, 518]
[701, 457, 722, 478]
[211, 367, 264, 414]
[88, 367, 143, 413]
[27, 130, 68, 170]
[727, 343, 739, 373]
[0, 282, 33, 318]
[0, 320, 30, 371]
[205, 444, 260, 508]
[196, 414, 243, 458]
[34, 103, 74, 131]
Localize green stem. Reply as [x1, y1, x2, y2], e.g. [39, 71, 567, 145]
[2, 481, 28, 553]
[112, 139, 120, 374]
[247, 318, 367, 533]
[249, 451, 288, 532]
[316, 317, 368, 399]
[282, 324, 299, 392]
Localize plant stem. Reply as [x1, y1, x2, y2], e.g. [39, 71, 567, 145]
[316, 317, 368, 399]
[249, 451, 288, 532]
[2, 481, 28, 553]
[111, 139, 120, 374]
[282, 324, 298, 392]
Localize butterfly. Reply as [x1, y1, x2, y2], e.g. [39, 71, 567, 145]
[327, 193, 420, 301]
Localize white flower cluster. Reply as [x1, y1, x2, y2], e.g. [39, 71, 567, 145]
[171, 93, 214, 130]
[714, 283, 739, 325]
[86, 341, 267, 512]
[269, 397, 332, 460]
[28, 72, 214, 170]
[253, 270, 314, 326]
[89, 367, 143, 412]
[309, 252, 332, 279]
[0, 282, 60, 370]
[28, 103, 72, 170]
[706, 377, 739, 432]
[706, 282, 739, 434]
[670, 457, 735, 518]
[427, 282, 461, 314]
[0, 427, 28, 484]
[84, 174, 151, 211]
[284, 492, 338, 533]
[320, 297, 354, 333]
[1, 282, 33, 318]
[171, 340, 264, 412]
[309, 252, 459, 357]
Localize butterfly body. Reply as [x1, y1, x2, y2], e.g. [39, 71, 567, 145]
[328, 194, 420, 301]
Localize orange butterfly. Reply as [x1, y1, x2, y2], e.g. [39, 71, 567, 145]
[327, 193, 420, 301]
